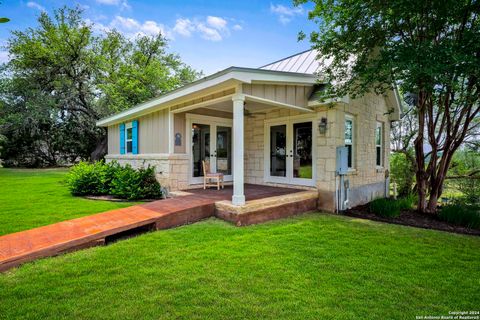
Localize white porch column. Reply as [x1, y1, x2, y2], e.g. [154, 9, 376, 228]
[232, 94, 245, 206]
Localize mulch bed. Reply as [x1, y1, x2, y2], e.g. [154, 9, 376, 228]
[344, 204, 480, 236]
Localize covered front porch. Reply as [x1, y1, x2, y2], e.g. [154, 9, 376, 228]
[170, 82, 318, 206]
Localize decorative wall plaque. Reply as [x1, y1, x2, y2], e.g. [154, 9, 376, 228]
[175, 133, 182, 146]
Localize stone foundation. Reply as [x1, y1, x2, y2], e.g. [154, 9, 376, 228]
[317, 180, 388, 213]
[105, 153, 189, 191]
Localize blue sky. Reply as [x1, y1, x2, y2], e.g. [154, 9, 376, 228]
[0, 0, 317, 74]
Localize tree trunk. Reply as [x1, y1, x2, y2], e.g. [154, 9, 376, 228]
[91, 134, 107, 162]
[415, 93, 428, 213]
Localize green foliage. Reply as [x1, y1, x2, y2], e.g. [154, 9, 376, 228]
[0, 6, 200, 167]
[66, 161, 110, 196]
[95, 31, 200, 115]
[396, 194, 417, 210]
[66, 161, 162, 200]
[370, 198, 401, 218]
[390, 152, 415, 197]
[455, 178, 480, 205]
[439, 204, 480, 230]
[369, 195, 415, 218]
[447, 149, 480, 204]
[110, 165, 162, 200]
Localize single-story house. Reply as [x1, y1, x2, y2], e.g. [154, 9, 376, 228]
[97, 50, 401, 212]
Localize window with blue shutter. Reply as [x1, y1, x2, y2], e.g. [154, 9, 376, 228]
[119, 123, 126, 155]
[132, 120, 138, 155]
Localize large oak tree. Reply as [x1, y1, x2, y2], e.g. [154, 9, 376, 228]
[0, 7, 200, 166]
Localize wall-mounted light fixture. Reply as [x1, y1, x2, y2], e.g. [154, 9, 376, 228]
[318, 117, 328, 134]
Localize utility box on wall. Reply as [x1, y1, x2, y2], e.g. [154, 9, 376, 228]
[336, 146, 349, 175]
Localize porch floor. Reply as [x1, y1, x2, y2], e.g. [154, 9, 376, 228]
[0, 184, 316, 272]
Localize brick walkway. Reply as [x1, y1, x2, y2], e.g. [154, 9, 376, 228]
[0, 185, 300, 272]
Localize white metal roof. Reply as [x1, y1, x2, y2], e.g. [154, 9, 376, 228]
[260, 49, 320, 74]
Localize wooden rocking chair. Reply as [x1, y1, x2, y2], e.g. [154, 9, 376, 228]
[202, 160, 224, 190]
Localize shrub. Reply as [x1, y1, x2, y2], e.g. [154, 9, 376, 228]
[439, 204, 480, 229]
[369, 198, 401, 218]
[66, 161, 162, 200]
[66, 161, 107, 196]
[390, 152, 416, 197]
[100, 161, 121, 194]
[110, 165, 162, 200]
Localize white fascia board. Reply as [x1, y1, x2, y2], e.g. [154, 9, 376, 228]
[96, 67, 318, 127]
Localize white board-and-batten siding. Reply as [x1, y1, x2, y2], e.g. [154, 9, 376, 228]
[107, 108, 169, 154]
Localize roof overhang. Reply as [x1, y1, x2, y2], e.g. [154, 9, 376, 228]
[386, 84, 403, 121]
[96, 67, 318, 127]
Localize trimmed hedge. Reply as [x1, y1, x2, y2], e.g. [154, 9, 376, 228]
[66, 161, 162, 200]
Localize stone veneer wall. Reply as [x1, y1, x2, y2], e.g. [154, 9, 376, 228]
[243, 91, 391, 212]
[105, 154, 189, 191]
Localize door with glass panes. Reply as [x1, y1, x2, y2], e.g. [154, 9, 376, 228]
[189, 116, 233, 184]
[266, 118, 315, 186]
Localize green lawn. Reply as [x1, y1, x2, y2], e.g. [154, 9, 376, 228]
[1, 168, 479, 319]
[0, 168, 139, 236]
[1, 214, 479, 319]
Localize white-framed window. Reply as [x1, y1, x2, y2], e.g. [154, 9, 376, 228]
[344, 115, 354, 169]
[375, 122, 383, 167]
[125, 122, 133, 153]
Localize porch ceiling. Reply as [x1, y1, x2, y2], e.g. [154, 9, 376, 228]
[172, 93, 314, 115]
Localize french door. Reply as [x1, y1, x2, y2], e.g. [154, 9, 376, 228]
[187, 115, 233, 184]
[265, 117, 315, 186]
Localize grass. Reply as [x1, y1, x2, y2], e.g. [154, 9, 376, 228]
[1, 168, 479, 319]
[0, 168, 140, 236]
[0, 214, 479, 319]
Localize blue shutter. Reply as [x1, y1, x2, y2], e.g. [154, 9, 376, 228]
[119, 123, 126, 155]
[132, 120, 139, 155]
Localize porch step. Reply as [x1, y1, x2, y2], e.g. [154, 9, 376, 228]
[215, 191, 319, 226]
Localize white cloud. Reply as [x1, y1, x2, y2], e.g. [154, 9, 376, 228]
[107, 16, 170, 38]
[88, 14, 241, 42]
[270, 3, 304, 24]
[111, 15, 140, 30]
[26, 1, 45, 11]
[173, 18, 195, 37]
[206, 16, 227, 30]
[196, 23, 222, 41]
[96, 0, 119, 4]
[172, 16, 237, 41]
[96, 0, 130, 10]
